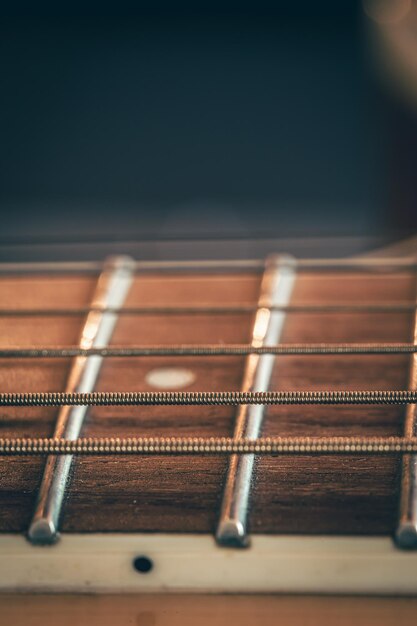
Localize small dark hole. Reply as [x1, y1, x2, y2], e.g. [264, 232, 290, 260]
[133, 555, 153, 574]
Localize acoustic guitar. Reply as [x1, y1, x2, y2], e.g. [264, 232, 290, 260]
[1, 236, 417, 624]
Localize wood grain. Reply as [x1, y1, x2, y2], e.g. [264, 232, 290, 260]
[0, 271, 415, 535]
[2, 594, 417, 626]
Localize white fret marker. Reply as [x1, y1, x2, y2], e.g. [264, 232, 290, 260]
[146, 368, 196, 389]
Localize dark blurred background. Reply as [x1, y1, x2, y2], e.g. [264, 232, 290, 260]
[0, 2, 416, 259]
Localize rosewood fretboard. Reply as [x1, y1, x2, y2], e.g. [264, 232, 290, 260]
[0, 261, 415, 537]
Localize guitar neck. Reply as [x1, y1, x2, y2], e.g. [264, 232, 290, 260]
[1, 247, 417, 592]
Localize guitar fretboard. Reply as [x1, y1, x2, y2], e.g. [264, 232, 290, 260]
[0, 255, 416, 548]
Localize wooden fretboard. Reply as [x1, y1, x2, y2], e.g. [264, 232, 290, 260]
[0, 258, 415, 539]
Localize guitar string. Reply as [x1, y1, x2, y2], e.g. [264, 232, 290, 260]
[0, 343, 416, 358]
[2, 259, 417, 453]
[1, 257, 417, 275]
[1, 303, 417, 316]
[1, 390, 417, 406]
[1, 436, 417, 455]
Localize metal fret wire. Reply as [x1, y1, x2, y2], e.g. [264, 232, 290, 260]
[26, 255, 135, 545]
[1, 436, 417, 455]
[1, 343, 416, 358]
[1, 390, 417, 406]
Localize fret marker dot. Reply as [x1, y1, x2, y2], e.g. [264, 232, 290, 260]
[133, 556, 153, 574]
[145, 368, 196, 389]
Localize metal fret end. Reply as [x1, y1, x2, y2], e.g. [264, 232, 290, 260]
[395, 522, 417, 550]
[27, 517, 60, 546]
[216, 519, 250, 549]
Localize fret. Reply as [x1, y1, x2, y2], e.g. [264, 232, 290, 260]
[27, 256, 134, 545]
[396, 285, 417, 549]
[216, 255, 296, 547]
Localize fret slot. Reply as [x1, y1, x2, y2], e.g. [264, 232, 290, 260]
[395, 284, 417, 549]
[27, 256, 134, 545]
[216, 255, 296, 548]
